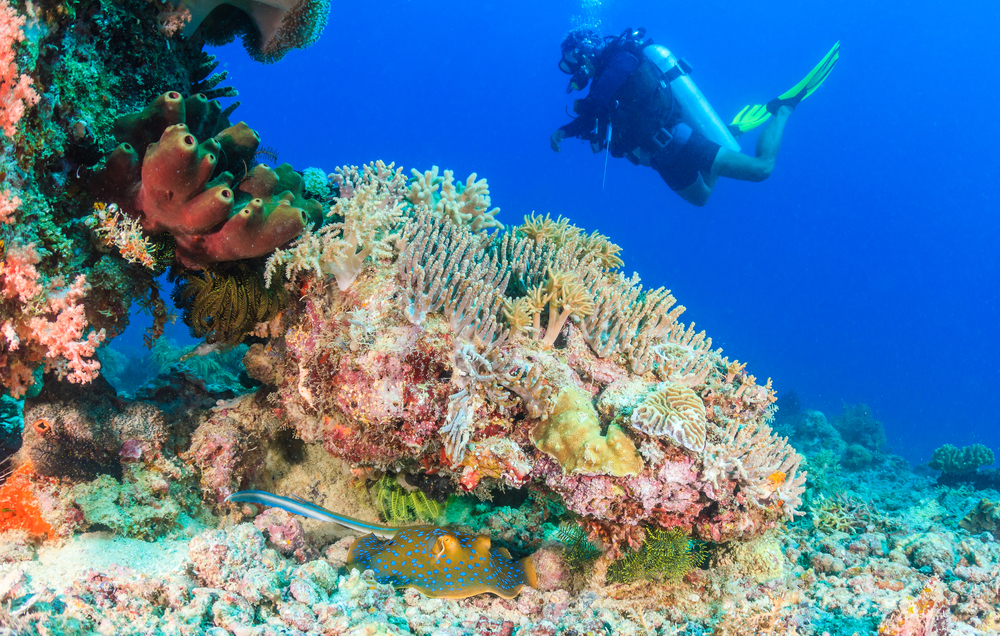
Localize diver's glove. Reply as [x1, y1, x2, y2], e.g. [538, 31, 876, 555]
[550, 129, 566, 152]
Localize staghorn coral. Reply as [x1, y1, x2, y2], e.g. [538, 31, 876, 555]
[172, 260, 286, 345]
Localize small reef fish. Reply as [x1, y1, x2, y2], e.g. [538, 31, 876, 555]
[226, 490, 537, 599]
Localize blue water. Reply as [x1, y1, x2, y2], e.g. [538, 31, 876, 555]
[192, 0, 1000, 465]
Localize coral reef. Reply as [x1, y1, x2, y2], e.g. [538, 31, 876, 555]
[254, 171, 805, 552]
[11, 2, 997, 629]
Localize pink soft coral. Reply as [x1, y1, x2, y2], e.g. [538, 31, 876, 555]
[0, 0, 38, 138]
[0, 189, 19, 224]
[0, 244, 105, 397]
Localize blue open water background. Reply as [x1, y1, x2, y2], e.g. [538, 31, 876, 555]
[135, 0, 1000, 466]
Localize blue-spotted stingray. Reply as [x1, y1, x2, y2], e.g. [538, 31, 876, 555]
[227, 490, 537, 599]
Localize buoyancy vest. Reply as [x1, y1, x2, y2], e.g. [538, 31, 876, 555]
[600, 31, 683, 166]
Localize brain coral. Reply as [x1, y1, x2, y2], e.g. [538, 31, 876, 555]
[249, 161, 806, 547]
[629, 381, 708, 453]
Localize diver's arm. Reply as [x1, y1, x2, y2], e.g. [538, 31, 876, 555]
[556, 51, 640, 143]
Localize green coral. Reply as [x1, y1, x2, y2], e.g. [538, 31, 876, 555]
[370, 475, 442, 524]
[607, 527, 708, 584]
[929, 443, 995, 475]
[172, 261, 286, 346]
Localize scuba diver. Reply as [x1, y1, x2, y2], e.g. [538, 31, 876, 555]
[551, 28, 839, 206]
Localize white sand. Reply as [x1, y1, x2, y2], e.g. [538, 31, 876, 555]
[3, 531, 194, 593]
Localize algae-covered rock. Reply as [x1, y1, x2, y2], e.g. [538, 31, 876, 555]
[711, 532, 785, 583]
[71, 456, 208, 540]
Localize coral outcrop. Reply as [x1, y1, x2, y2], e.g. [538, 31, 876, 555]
[251, 160, 806, 552]
[177, 0, 331, 63]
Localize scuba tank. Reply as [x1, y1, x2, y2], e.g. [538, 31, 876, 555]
[642, 45, 740, 152]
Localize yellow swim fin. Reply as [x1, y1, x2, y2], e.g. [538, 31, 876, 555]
[730, 41, 840, 134]
[730, 103, 772, 134]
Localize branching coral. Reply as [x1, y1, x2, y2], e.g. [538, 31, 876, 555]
[266, 161, 406, 291]
[397, 211, 508, 346]
[0, 243, 106, 397]
[700, 415, 805, 518]
[518, 212, 623, 270]
[408, 166, 504, 231]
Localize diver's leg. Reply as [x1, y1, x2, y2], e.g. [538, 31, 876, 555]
[675, 173, 717, 207]
[710, 104, 793, 182]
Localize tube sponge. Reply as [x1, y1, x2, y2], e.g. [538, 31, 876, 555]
[91, 92, 322, 269]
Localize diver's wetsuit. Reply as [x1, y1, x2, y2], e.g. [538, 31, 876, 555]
[559, 46, 722, 192]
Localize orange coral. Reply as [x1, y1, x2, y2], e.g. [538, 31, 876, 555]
[767, 471, 787, 486]
[0, 463, 54, 539]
